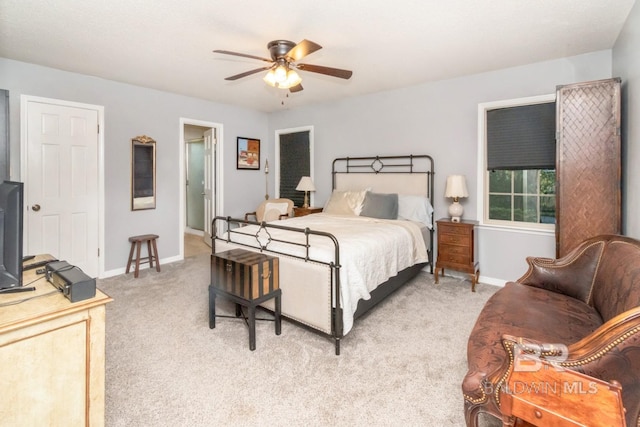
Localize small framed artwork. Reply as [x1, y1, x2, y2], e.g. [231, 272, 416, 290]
[237, 137, 260, 170]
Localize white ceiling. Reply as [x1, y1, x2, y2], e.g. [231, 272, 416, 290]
[0, 0, 635, 112]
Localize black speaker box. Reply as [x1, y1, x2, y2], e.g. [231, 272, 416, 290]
[46, 261, 96, 303]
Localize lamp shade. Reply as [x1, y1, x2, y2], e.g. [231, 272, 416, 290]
[296, 176, 316, 192]
[445, 175, 469, 199]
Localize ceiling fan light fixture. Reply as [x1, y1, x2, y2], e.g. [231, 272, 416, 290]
[216, 39, 353, 93]
[263, 68, 302, 89]
[263, 69, 278, 86]
[281, 69, 302, 89]
[274, 64, 288, 82]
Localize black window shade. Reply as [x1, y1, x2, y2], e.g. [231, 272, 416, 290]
[487, 102, 556, 170]
[279, 131, 310, 207]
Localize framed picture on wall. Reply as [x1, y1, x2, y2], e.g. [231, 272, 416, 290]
[237, 137, 260, 170]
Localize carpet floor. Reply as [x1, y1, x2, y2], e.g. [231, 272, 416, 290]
[98, 253, 501, 427]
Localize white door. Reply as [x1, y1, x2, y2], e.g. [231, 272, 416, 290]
[24, 100, 100, 277]
[203, 128, 215, 247]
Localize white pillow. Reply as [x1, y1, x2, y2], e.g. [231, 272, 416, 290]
[263, 202, 290, 221]
[323, 189, 368, 215]
[397, 194, 434, 228]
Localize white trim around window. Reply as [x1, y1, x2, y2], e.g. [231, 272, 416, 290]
[477, 94, 556, 232]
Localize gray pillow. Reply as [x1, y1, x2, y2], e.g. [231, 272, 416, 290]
[360, 192, 398, 219]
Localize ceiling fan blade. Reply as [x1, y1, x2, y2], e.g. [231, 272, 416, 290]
[285, 40, 322, 62]
[213, 50, 273, 63]
[296, 63, 353, 79]
[289, 84, 304, 93]
[224, 66, 272, 81]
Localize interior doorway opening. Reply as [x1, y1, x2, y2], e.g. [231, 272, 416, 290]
[179, 118, 223, 259]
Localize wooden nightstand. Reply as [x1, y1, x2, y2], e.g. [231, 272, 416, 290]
[435, 218, 479, 291]
[293, 206, 323, 217]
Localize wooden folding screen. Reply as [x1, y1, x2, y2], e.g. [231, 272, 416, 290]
[556, 78, 621, 257]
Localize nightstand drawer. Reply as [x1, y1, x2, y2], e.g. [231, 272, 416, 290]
[439, 233, 470, 246]
[440, 243, 468, 256]
[439, 252, 471, 265]
[438, 223, 471, 236]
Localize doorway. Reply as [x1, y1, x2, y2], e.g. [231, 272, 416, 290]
[179, 119, 223, 258]
[185, 132, 205, 232]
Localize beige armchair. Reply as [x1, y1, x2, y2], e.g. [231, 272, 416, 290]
[244, 198, 294, 222]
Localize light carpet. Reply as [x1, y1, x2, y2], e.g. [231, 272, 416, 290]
[98, 253, 501, 427]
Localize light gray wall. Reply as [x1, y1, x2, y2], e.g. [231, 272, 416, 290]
[613, 0, 640, 239]
[268, 50, 613, 284]
[0, 58, 269, 274]
[1, 41, 631, 283]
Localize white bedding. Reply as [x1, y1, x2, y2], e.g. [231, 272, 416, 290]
[221, 213, 429, 334]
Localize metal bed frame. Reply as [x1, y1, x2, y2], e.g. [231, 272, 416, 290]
[212, 154, 435, 354]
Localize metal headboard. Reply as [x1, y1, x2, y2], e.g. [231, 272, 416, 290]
[331, 154, 435, 271]
[331, 154, 434, 200]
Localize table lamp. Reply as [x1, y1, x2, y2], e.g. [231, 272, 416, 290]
[445, 175, 469, 222]
[296, 176, 316, 208]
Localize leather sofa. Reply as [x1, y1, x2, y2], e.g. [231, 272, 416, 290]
[462, 235, 640, 426]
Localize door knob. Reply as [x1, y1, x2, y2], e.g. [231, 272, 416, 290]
[32, 204, 41, 211]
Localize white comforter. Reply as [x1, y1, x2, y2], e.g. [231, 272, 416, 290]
[222, 213, 429, 334]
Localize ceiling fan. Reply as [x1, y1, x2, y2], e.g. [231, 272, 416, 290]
[214, 39, 353, 93]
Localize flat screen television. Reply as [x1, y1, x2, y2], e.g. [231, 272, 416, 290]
[0, 180, 24, 290]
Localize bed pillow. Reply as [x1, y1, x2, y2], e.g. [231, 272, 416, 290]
[360, 192, 398, 219]
[397, 194, 434, 228]
[323, 189, 368, 215]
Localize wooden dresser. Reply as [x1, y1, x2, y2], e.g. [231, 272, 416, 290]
[0, 259, 112, 426]
[435, 218, 479, 291]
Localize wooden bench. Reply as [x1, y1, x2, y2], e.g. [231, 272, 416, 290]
[126, 234, 160, 278]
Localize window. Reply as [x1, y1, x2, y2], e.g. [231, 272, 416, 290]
[488, 169, 556, 224]
[275, 126, 313, 207]
[479, 95, 556, 230]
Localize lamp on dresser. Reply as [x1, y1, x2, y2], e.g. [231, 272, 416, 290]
[296, 176, 315, 208]
[445, 175, 468, 222]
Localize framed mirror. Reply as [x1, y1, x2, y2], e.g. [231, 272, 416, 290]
[131, 135, 156, 210]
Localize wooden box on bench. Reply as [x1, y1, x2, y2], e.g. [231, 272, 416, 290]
[211, 249, 279, 300]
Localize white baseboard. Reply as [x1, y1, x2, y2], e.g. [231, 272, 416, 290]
[185, 228, 204, 236]
[100, 255, 182, 279]
[435, 270, 505, 288]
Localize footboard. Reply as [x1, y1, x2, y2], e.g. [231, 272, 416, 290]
[212, 216, 346, 352]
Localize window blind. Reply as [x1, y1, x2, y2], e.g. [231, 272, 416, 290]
[487, 102, 556, 170]
[279, 131, 310, 207]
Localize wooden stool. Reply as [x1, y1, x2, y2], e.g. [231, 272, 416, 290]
[126, 234, 160, 278]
